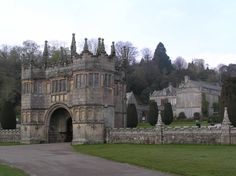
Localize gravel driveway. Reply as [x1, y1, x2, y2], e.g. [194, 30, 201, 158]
[0, 143, 171, 176]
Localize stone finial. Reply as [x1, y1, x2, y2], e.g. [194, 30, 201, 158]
[70, 33, 76, 57]
[222, 107, 231, 125]
[43, 40, 48, 67]
[110, 41, 115, 56]
[83, 38, 89, 51]
[60, 47, 65, 62]
[156, 110, 163, 126]
[96, 38, 102, 55]
[43, 40, 48, 58]
[120, 46, 128, 69]
[101, 38, 106, 53]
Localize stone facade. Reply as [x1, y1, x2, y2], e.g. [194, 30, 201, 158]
[150, 83, 177, 115]
[150, 76, 221, 118]
[21, 34, 127, 144]
[177, 76, 221, 118]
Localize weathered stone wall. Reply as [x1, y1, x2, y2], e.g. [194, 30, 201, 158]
[106, 128, 160, 144]
[163, 126, 221, 144]
[230, 127, 236, 144]
[107, 125, 234, 145]
[0, 129, 21, 142]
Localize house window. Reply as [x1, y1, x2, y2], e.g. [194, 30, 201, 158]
[75, 74, 88, 89]
[34, 81, 43, 93]
[104, 74, 112, 87]
[89, 73, 93, 87]
[52, 79, 66, 93]
[23, 82, 31, 94]
[88, 73, 99, 88]
[94, 73, 99, 87]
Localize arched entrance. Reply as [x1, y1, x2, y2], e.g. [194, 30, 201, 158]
[48, 108, 73, 143]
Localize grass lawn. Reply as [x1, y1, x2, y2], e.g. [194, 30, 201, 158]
[169, 121, 208, 127]
[136, 122, 153, 128]
[73, 144, 236, 176]
[0, 142, 22, 146]
[137, 121, 209, 128]
[0, 164, 28, 176]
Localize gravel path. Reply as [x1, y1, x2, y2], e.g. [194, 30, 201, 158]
[0, 143, 171, 176]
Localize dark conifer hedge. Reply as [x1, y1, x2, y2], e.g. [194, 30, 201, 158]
[221, 77, 236, 126]
[0, 101, 16, 129]
[148, 101, 158, 126]
[127, 103, 138, 128]
[162, 103, 173, 125]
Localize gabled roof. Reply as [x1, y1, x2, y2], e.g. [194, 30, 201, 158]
[179, 79, 221, 91]
[151, 84, 177, 97]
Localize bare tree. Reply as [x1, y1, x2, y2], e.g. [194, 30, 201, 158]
[140, 48, 152, 62]
[21, 40, 41, 60]
[173, 56, 187, 70]
[115, 41, 138, 65]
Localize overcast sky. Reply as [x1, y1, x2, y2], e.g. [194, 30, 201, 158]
[0, 0, 235, 67]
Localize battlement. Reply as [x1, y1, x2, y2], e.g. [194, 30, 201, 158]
[22, 35, 119, 81]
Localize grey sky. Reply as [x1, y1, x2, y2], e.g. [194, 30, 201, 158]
[0, 0, 235, 67]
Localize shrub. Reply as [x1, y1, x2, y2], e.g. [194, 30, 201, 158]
[148, 101, 158, 126]
[127, 103, 138, 128]
[208, 115, 222, 125]
[193, 112, 201, 120]
[0, 101, 16, 129]
[177, 112, 186, 120]
[162, 103, 173, 125]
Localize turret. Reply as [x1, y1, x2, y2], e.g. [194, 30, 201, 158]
[110, 41, 115, 56]
[96, 38, 102, 55]
[101, 38, 106, 54]
[42, 40, 48, 68]
[83, 38, 89, 52]
[70, 33, 77, 57]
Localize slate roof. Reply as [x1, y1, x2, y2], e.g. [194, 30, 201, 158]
[151, 85, 177, 97]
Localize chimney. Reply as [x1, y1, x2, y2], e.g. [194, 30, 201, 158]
[184, 75, 190, 83]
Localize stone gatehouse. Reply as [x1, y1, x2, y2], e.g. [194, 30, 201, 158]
[21, 34, 126, 144]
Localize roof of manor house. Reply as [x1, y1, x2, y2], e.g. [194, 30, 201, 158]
[179, 76, 221, 91]
[151, 84, 177, 97]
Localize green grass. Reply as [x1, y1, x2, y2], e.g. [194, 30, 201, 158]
[0, 164, 28, 176]
[137, 121, 209, 128]
[136, 122, 153, 128]
[169, 121, 208, 127]
[73, 144, 236, 176]
[0, 142, 22, 146]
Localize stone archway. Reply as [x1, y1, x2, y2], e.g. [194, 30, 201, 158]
[48, 108, 73, 143]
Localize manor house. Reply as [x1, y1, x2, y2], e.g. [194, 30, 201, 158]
[21, 34, 126, 144]
[150, 76, 221, 118]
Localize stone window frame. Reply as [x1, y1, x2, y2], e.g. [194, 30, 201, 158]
[22, 81, 32, 94]
[103, 73, 113, 87]
[33, 80, 43, 94]
[88, 72, 100, 88]
[75, 74, 87, 89]
[51, 79, 67, 94]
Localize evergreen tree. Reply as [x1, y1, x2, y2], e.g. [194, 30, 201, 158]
[221, 76, 236, 126]
[152, 42, 173, 74]
[126, 103, 138, 128]
[201, 93, 209, 117]
[162, 103, 173, 125]
[148, 101, 158, 126]
[0, 101, 16, 129]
